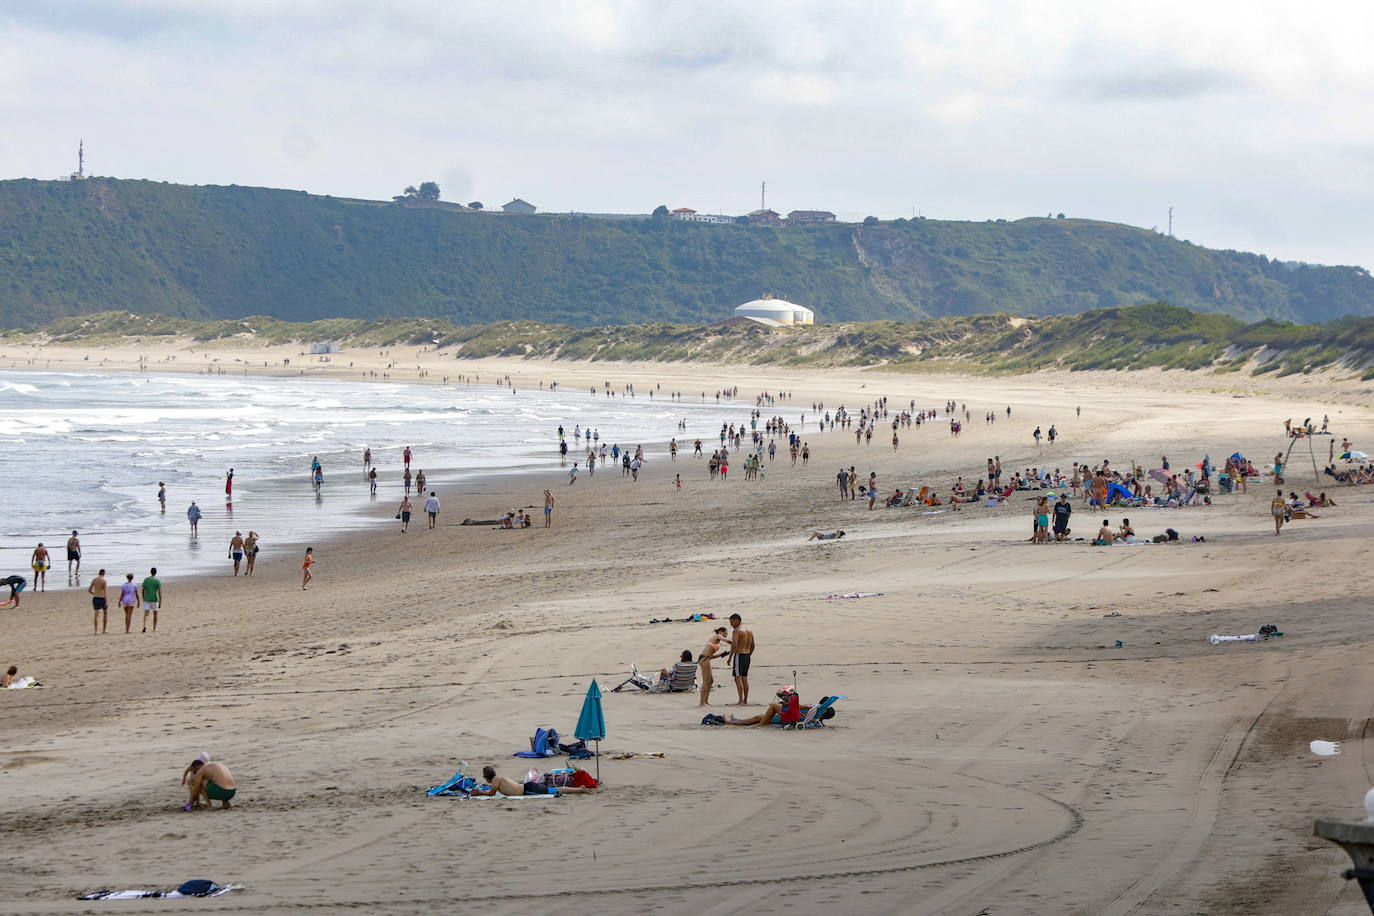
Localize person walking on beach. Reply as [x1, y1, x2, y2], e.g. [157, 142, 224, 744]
[229, 532, 245, 576]
[397, 496, 413, 533]
[1271, 488, 1287, 535]
[187, 502, 202, 536]
[415, 470, 426, 494]
[66, 530, 81, 579]
[88, 569, 108, 634]
[403, 468, 412, 495]
[363, 447, 371, 471]
[244, 532, 259, 576]
[140, 568, 163, 633]
[118, 574, 137, 632]
[368, 467, 377, 495]
[424, 491, 440, 529]
[568, 464, 579, 485]
[403, 446, 412, 469]
[302, 547, 314, 589]
[158, 482, 166, 513]
[30, 543, 49, 591]
[727, 614, 755, 706]
[544, 490, 554, 527]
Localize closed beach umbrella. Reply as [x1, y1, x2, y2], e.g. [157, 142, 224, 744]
[574, 679, 606, 782]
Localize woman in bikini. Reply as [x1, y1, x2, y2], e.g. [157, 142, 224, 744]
[698, 627, 731, 707]
[243, 532, 259, 576]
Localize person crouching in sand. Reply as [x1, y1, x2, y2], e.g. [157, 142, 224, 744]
[185, 758, 236, 810]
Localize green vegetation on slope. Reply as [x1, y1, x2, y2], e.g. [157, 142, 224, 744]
[21, 303, 1374, 377]
[4, 179, 1373, 329]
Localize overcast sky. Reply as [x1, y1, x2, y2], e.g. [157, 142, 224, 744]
[3, 1, 1372, 268]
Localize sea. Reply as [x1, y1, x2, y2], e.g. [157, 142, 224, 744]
[0, 371, 755, 588]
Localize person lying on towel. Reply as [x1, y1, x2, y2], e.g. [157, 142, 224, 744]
[470, 766, 597, 796]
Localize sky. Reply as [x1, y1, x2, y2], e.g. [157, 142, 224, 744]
[2, 0, 1373, 268]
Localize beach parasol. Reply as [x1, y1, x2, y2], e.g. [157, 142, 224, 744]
[574, 679, 606, 782]
[1147, 468, 1172, 486]
[1340, 450, 1367, 461]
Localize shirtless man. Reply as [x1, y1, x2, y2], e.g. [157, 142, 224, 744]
[469, 765, 596, 797]
[30, 543, 49, 591]
[699, 627, 731, 706]
[88, 569, 108, 634]
[1095, 520, 1116, 545]
[185, 758, 236, 810]
[727, 614, 756, 706]
[368, 467, 378, 495]
[808, 530, 846, 540]
[229, 531, 245, 576]
[66, 530, 81, 579]
[398, 496, 413, 533]
[544, 490, 554, 527]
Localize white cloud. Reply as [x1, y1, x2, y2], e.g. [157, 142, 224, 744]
[1, 1, 1373, 266]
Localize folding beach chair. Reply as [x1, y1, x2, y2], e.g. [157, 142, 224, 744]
[779, 695, 846, 730]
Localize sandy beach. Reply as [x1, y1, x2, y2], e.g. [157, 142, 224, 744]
[4, 336, 1374, 914]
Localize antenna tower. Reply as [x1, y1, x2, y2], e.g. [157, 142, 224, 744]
[1168, 206, 1173, 237]
[78, 139, 84, 178]
[761, 181, 766, 211]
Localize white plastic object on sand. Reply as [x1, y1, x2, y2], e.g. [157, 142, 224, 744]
[1310, 740, 1341, 757]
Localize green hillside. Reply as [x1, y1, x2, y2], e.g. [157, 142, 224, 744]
[2, 177, 1372, 328]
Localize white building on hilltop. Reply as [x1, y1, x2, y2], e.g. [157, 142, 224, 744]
[734, 295, 814, 326]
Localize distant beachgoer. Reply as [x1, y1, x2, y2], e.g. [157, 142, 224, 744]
[363, 447, 372, 469]
[568, 465, 579, 485]
[403, 446, 412, 469]
[0, 575, 24, 607]
[187, 502, 202, 535]
[1094, 520, 1115, 546]
[544, 490, 554, 527]
[88, 569, 108, 634]
[808, 530, 845, 541]
[424, 491, 440, 528]
[398, 496, 413, 533]
[415, 470, 426, 494]
[224, 469, 233, 498]
[1, 665, 15, 688]
[403, 468, 412, 495]
[1273, 453, 1285, 485]
[30, 543, 49, 591]
[244, 532, 259, 576]
[469, 765, 596, 797]
[699, 627, 731, 706]
[675, 473, 681, 491]
[229, 531, 245, 576]
[66, 530, 81, 578]
[140, 568, 163, 633]
[369, 467, 377, 495]
[158, 482, 166, 512]
[1271, 489, 1287, 535]
[118, 574, 137, 632]
[185, 758, 236, 810]
[302, 547, 314, 589]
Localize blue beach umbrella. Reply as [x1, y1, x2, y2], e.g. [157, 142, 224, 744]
[574, 679, 606, 782]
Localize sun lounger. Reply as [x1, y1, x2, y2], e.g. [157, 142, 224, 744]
[779, 695, 846, 730]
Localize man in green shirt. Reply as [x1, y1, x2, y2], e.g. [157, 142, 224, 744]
[140, 568, 164, 633]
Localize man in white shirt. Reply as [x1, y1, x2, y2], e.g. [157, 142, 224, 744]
[423, 492, 440, 529]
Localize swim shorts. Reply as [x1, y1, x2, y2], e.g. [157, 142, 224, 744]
[401, 511, 411, 522]
[205, 781, 236, 802]
[233, 551, 243, 561]
[544, 505, 552, 514]
[92, 597, 107, 610]
[67, 549, 80, 561]
[732, 653, 751, 677]
[32, 561, 48, 572]
[523, 781, 555, 796]
[143, 601, 159, 611]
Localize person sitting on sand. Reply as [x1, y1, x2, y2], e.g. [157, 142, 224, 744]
[185, 758, 236, 810]
[659, 650, 697, 683]
[470, 765, 597, 796]
[808, 530, 846, 541]
[2, 665, 16, 688]
[1117, 518, 1135, 542]
[1094, 520, 1116, 545]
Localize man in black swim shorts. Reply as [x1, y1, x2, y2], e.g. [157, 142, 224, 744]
[727, 613, 756, 706]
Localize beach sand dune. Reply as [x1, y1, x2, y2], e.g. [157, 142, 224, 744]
[2, 348, 1372, 913]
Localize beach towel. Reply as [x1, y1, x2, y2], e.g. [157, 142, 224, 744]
[824, 592, 883, 599]
[80, 881, 241, 900]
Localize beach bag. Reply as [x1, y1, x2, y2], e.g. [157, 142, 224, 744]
[702, 714, 725, 726]
[1165, 528, 1179, 541]
[778, 693, 802, 725]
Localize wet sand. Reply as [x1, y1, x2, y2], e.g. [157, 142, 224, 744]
[3, 342, 1374, 914]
